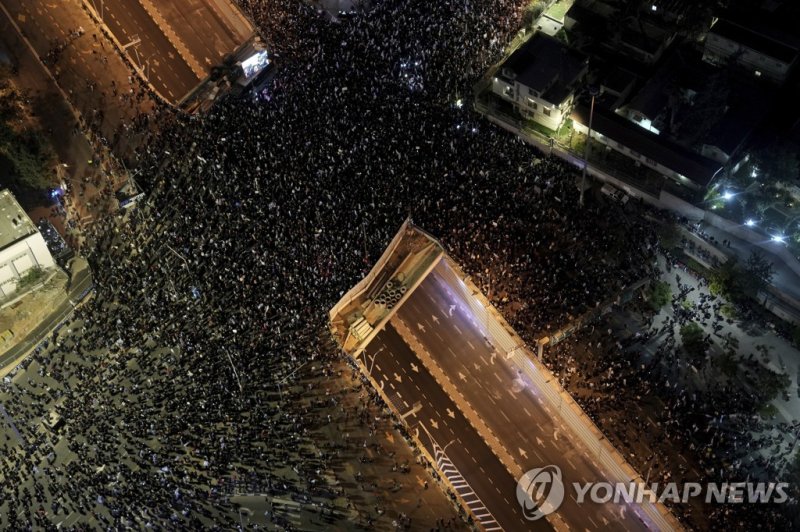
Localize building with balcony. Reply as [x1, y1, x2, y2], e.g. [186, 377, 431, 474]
[491, 33, 588, 131]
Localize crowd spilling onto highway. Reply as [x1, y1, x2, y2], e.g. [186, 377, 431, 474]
[0, 0, 796, 529]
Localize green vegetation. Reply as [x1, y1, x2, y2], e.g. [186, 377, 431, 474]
[521, 2, 545, 29]
[680, 322, 706, 359]
[758, 403, 778, 419]
[523, 119, 556, 139]
[742, 250, 774, 296]
[0, 67, 56, 190]
[720, 303, 738, 320]
[752, 367, 791, 406]
[544, 0, 572, 21]
[708, 252, 774, 303]
[681, 298, 693, 311]
[656, 223, 681, 250]
[17, 267, 45, 290]
[648, 281, 671, 310]
[714, 350, 738, 378]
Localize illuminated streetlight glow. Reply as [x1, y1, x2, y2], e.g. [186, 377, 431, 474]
[722, 191, 734, 200]
[745, 219, 756, 227]
[772, 235, 786, 243]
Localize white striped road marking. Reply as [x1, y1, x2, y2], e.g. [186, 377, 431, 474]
[499, 410, 511, 422]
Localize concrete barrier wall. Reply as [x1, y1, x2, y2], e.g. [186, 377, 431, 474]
[328, 218, 411, 323]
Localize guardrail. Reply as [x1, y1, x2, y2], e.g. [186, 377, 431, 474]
[441, 255, 683, 531]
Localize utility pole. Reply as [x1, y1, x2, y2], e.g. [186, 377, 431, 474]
[579, 85, 600, 207]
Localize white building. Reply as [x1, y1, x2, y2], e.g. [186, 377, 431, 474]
[0, 189, 55, 300]
[492, 33, 588, 131]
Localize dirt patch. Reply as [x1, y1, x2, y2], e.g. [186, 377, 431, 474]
[0, 269, 68, 355]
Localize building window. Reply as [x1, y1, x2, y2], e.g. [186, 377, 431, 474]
[646, 157, 657, 166]
[543, 108, 551, 116]
[527, 98, 538, 109]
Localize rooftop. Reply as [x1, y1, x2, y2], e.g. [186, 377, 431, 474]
[501, 34, 588, 104]
[709, 19, 798, 64]
[571, 105, 723, 187]
[0, 189, 37, 250]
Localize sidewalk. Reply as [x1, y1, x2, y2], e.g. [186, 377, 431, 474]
[694, 222, 800, 309]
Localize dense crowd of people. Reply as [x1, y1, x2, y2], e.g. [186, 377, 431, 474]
[544, 242, 799, 530]
[0, 0, 796, 529]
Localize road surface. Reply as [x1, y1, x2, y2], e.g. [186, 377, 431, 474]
[94, 0, 200, 101]
[364, 325, 551, 532]
[387, 261, 654, 530]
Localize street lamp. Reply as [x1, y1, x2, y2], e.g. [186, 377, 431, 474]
[579, 85, 600, 208]
[722, 191, 734, 201]
[745, 219, 756, 227]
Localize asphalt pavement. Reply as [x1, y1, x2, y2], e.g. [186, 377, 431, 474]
[364, 325, 547, 532]
[94, 0, 200, 100]
[390, 262, 653, 531]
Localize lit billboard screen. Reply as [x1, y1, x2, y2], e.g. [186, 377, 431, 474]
[241, 50, 269, 79]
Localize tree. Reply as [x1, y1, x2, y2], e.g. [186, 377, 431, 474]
[741, 250, 774, 297]
[656, 222, 681, 250]
[751, 140, 800, 185]
[708, 259, 740, 299]
[677, 70, 730, 149]
[648, 281, 671, 310]
[680, 322, 706, 359]
[0, 124, 55, 190]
